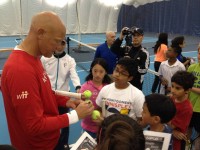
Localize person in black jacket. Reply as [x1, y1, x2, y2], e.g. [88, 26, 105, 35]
[110, 27, 149, 90]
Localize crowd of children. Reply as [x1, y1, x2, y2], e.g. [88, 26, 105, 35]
[83, 37, 199, 150]
[76, 48, 197, 150]
[73, 36, 199, 150]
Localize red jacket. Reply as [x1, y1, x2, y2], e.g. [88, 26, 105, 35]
[1, 51, 70, 150]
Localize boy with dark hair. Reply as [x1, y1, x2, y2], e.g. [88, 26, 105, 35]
[96, 57, 145, 122]
[168, 71, 195, 150]
[140, 94, 176, 150]
[158, 46, 185, 95]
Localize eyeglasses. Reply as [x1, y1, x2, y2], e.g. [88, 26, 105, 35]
[113, 68, 129, 77]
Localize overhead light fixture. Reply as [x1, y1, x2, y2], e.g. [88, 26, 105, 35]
[45, 0, 68, 8]
[0, 0, 8, 6]
[114, 6, 118, 10]
[99, 0, 122, 7]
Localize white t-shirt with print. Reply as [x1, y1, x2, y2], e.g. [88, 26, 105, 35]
[96, 82, 145, 120]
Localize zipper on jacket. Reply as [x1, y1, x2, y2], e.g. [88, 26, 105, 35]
[55, 58, 60, 90]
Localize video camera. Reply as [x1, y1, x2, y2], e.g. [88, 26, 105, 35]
[122, 28, 133, 46]
[122, 28, 132, 36]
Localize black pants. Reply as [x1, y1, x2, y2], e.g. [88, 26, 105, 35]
[54, 107, 70, 150]
[0, 145, 16, 150]
[151, 61, 161, 93]
[181, 140, 186, 150]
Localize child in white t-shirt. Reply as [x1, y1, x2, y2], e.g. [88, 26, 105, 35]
[95, 57, 145, 122]
[159, 46, 185, 95]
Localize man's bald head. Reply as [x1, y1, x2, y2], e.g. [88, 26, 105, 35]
[106, 31, 115, 38]
[20, 11, 67, 57]
[30, 11, 66, 34]
[106, 31, 116, 47]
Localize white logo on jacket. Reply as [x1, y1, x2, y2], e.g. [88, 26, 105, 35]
[42, 72, 48, 83]
[17, 91, 29, 99]
[64, 63, 67, 67]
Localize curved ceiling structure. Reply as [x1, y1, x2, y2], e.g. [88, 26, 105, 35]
[0, 0, 169, 35]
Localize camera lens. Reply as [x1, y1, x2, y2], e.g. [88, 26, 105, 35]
[123, 29, 131, 35]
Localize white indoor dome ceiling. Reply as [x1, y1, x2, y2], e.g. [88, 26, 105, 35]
[0, 0, 169, 35]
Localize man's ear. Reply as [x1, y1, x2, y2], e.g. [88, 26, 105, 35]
[128, 76, 133, 82]
[37, 28, 45, 39]
[153, 116, 161, 124]
[185, 89, 190, 94]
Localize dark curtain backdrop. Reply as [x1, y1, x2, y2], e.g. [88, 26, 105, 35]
[118, 0, 200, 36]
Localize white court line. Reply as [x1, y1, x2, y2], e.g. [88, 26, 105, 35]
[76, 61, 92, 64]
[77, 52, 198, 73]
[77, 69, 89, 73]
[182, 51, 197, 54]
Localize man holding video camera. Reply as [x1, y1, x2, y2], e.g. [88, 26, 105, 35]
[110, 27, 149, 90]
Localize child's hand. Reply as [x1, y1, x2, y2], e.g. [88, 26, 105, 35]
[160, 77, 168, 86]
[92, 114, 104, 126]
[165, 87, 171, 96]
[172, 130, 187, 141]
[76, 89, 80, 93]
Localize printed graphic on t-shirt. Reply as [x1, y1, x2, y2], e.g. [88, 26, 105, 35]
[102, 98, 131, 116]
[192, 70, 200, 88]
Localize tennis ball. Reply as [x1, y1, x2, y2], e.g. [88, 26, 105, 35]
[92, 110, 100, 120]
[84, 90, 92, 99]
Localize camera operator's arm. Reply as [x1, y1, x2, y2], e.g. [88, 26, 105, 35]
[137, 49, 150, 75]
[110, 27, 129, 57]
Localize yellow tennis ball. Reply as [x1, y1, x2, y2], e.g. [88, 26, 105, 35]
[84, 90, 92, 99]
[92, 110, 100, 120]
